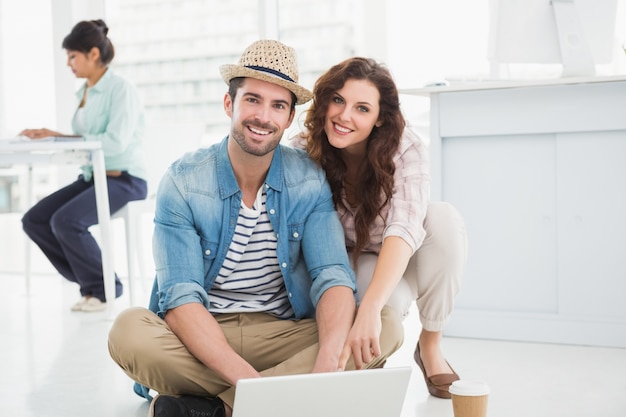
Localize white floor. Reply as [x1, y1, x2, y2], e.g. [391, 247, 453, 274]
[2, 254, 626, 416]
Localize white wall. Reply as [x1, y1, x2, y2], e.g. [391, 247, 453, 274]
[387, 0, 626, 87]
[2, 0, 625, 136]
[0, 0, 108, 137]
[386, 0, 491, 88]
[0, 0, 56, 136]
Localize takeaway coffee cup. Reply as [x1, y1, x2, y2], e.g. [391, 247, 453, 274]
[449, 380, 490, 417]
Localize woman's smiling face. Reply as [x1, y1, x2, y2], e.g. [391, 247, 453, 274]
[324, 78, 381, 154]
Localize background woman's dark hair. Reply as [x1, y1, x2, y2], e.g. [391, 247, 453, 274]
[62, 19, 115, 66]
[304, 57, 405, 263]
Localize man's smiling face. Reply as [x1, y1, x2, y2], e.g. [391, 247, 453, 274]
[225, 77, 295, 157]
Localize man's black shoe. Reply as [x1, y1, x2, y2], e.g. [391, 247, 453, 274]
[149, 394, 225, 417]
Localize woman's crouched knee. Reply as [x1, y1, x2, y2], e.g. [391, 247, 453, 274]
[379, 305, 404, 358]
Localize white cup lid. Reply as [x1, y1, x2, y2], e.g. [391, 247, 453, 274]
[449, 380, 490, 396]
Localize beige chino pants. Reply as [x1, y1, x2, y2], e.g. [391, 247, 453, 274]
[108, 305, 403, 408]
[353, 202, 468, 331]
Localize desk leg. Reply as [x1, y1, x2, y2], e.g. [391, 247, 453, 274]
[24, 165, 33, 294]
[91, 149, 116, 306]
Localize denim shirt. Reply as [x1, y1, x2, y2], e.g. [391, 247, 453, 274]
[147, 137, 356, 320]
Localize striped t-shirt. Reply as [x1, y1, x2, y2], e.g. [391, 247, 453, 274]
[209, 187, 294, 318]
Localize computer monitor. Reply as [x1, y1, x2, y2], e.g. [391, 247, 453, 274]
[488, 0, 619, 78]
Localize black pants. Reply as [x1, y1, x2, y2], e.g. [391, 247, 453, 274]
[22, 173, 147, 301]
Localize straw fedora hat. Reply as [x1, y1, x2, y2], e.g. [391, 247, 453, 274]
[220, 39, 313, 105]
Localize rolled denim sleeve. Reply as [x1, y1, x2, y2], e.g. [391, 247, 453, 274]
[152, 169, 210, 318]
[302, 180, 356, 307]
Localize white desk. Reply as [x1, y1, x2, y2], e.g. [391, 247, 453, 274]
[0, 140, 116, 306]
[402, 75, 626, 348]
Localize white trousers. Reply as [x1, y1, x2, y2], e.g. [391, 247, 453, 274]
[353, 202, 467, 332]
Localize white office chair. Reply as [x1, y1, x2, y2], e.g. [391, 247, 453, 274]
[108, 123, 206, 305]
[111, 197, 156, 304]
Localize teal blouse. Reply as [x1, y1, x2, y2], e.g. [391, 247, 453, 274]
[72, 68, 147, 181]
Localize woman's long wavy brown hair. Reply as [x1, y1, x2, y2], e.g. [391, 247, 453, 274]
[304, 57, 405, 262]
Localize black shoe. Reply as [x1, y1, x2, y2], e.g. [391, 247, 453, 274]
[149, 394, 225, 417]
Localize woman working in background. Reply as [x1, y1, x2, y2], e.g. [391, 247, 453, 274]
[21, 19, 147, 312]
[294, 57, 467, 398]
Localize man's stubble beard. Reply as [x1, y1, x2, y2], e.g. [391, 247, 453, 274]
[231, 121, 282, 157]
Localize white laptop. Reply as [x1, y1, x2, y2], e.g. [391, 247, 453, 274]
[232, 366, 412, 417]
